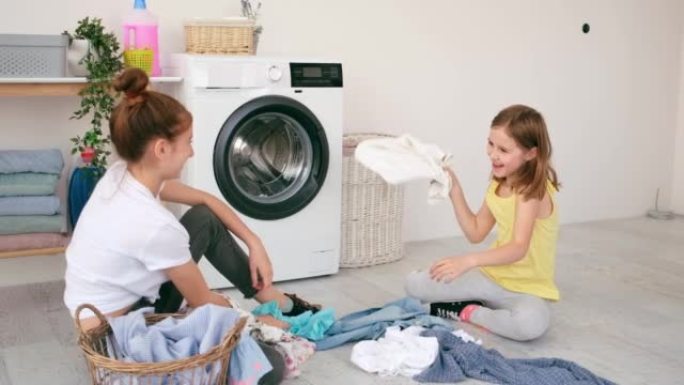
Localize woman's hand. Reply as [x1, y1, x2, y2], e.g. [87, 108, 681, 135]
[429, 255, 476, 283]
[249, 241, 274, 291]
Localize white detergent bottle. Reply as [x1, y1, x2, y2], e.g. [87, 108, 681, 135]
[123, 0, 161, 76]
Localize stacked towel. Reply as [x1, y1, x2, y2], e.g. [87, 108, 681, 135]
[0, 149, 67, 251]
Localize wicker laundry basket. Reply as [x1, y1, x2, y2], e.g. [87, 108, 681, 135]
[184, 18, 256, 55]
[341, 133, 404, 268]
[75, 304, 246, 385]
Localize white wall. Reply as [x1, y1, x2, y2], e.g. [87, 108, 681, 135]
[1, 0, 682, 241]
[672, 30, 684, 214]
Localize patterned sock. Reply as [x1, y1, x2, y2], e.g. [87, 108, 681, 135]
[459, 304, 480, 322]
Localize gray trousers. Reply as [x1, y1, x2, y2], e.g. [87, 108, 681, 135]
[150, 205, 284, 385]
[405, 269, 551, 341]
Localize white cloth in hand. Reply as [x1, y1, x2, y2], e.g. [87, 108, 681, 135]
[354, 134, 452, 203]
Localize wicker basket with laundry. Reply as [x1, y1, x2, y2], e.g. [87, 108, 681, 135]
[341, 133, 404, 268]
[74, 303, 246, 385]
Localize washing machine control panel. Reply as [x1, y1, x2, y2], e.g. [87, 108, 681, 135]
[290, 63, 343, 88]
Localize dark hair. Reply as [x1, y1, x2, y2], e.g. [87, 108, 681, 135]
[491, 104, 560, 200]
[109, 68, 192, 162]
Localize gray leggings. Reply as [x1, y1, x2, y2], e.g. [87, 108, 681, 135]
[405, 269, 550, 341]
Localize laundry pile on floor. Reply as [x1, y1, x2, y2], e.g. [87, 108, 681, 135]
[98, 296, 616, 384]
[0, 149, 68, 252]
[316, 297, 616, 385]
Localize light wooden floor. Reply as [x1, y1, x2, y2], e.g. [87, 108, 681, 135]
[1, 216, 682, 385]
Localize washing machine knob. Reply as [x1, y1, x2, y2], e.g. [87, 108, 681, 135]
[267, 65, 283, 82]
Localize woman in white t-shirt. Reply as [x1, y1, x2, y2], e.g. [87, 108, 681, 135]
[63, 68, 320, 385]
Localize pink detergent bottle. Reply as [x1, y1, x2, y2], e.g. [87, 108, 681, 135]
[123, 0, 161, 76]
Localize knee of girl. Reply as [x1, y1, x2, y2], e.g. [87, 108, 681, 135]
[510, 321, 547, 341]
[404, 271, 429, 300]
[511, 308, 550, 341]
[188, 204, 212, 218]
[182, 204, 221, 227]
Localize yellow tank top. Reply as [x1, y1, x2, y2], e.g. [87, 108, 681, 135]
[480, 180, 560, 301]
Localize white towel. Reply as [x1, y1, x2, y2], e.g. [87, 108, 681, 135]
[354, 134, 452, 203]
[350, 326, 439, 377]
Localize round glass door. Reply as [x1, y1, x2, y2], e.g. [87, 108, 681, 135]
[214, 96, 328, 220]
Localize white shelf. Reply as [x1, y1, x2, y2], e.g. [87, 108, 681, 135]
[0, 76, 182, 83]
[0, 76, 182, 96]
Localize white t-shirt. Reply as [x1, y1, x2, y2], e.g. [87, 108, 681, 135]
[64, 161, 192, 319]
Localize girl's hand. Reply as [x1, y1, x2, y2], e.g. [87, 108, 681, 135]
[443, 166, 461, 196]
[429, 255, 476, 283]
[249, 242, 274, 291]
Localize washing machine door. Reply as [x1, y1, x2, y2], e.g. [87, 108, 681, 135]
[213, 95, 329, 220]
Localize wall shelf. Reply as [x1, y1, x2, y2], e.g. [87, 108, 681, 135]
[0, 246, 66, 259]
[0, 76, 182, 258]
[0, 76, 182, 97]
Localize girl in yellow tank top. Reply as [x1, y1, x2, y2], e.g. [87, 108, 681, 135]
[405, 104, 561, 341]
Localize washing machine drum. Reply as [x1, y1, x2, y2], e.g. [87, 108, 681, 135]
[213, 95, 329, 220]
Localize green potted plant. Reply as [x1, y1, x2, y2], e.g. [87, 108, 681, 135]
[65, 17, 123, 226]
[67, 17, 123, 171]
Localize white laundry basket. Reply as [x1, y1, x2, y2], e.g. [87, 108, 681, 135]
[341, 133, 404, 268]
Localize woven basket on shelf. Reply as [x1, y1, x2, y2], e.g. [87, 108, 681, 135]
[75, 304, 246, 385]
[341, 133, 404, 268]
[184, 18, 256, 55]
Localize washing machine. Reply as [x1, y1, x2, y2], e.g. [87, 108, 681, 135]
[169, 54, 343, 289]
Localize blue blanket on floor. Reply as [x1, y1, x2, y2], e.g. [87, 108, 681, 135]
[414, 329, 616, 385]
[0, 149, 64, 174]
[0, 196, 60, 216]
[315, 297, 453, 351]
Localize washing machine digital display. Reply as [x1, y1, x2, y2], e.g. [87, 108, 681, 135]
[290, 63, 343, 87]
[213, 95, 329, 220]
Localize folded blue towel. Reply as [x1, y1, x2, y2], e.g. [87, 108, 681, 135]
[0, 196, 61, 216]
[0, 172, 60, 197]
[0, 215, 64, 235]
[0, 149, 64, 174]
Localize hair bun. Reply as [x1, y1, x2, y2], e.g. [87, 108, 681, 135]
[113, 68, 150, 96]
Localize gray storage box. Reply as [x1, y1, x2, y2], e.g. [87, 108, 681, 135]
[0, 34, 68, 78]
